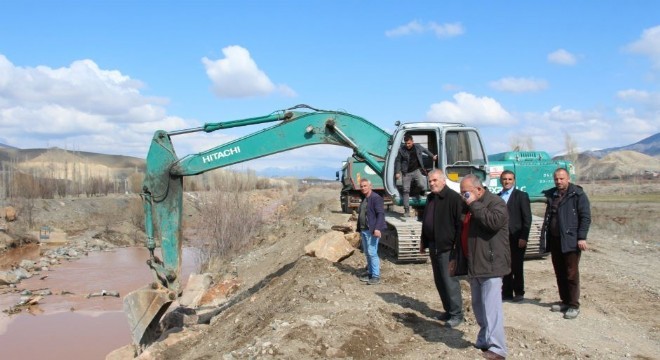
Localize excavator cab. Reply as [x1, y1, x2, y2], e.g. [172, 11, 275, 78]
[443, 129, 489, 186]
[383, 123, 489, 203]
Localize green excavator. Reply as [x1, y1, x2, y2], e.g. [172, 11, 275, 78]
[123, 104, 573, 350]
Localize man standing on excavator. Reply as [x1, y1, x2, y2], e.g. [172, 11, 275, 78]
[395, 134, 438, 217]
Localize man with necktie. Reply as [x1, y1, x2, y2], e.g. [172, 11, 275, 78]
[499, 170, 532, 302]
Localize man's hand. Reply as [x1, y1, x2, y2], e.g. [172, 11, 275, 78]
[395, 173, 401, 179]
[419, 241, 426, 254]
[463, 192, 475, 206]
[577, 239, 588, 251]
[518, 239, 527, 248]
[433, 154, 438, 161]
[448, 259, 457, 277]
[374, 230, 381, 238]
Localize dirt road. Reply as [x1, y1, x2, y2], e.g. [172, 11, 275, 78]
[128, 184, 659, 360]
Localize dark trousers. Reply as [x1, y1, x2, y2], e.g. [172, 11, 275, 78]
[502, 238, 526, 297]
[430, 249, 463, 318]
[549, 235, 581, 308]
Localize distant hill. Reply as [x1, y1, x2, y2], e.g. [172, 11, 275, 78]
[0, 147, 145, 181]
[572, 150, 660, 180]
[256, 166, 340, 181]
[0, 142, 19, 150]
[583, 132, 660, 158]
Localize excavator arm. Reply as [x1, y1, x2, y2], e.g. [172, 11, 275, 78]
[124, 105, 391, 347]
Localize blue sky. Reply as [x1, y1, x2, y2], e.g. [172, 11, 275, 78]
[1, 1, 659, 177]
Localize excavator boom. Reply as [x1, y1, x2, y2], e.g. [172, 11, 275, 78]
[124, 104, 496, 347]
[124, 105, 392, 347]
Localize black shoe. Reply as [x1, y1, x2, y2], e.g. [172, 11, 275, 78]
[435, 312, 451, 321]
[359, 275, 370, 282]
[502, 295, 513, 301]
[445, 317, 463, 328]
[367, 277, 381, 285]
[512, 294, 524, 302]
[482, 350, 505, 360]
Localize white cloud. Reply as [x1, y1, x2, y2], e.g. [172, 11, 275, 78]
[508, 101, 658, 154]
[617, 89, 660, 110]
[547, 49, 577, 66]
[385, 20, 464, 38]
[426, 92, 516, 126]
[0, 54, 189, 156]
[615, 107, 657, 133]
[489, 77, 548, 93]
[202, 46, 296, 98]
[543, 105, 588, 123]
[625, 25, 660, 69]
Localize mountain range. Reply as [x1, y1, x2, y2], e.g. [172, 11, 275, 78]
[1, 132, 659, 180]
[581, 132, 660, 158]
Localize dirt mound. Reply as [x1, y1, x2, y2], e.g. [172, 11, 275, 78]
[577, 150, 660, 179]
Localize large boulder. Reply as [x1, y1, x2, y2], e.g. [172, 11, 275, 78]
[4, 206, 16, 222]
[178, 273, 213, 308]
[304, 231, 354, 263]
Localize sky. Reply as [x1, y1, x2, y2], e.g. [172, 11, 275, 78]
[1, 1, 659, 178]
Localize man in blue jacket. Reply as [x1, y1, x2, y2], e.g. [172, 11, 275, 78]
[395, 134, 437, 217]
[541, 168, 591, 320]
[356, 178, 387, 285]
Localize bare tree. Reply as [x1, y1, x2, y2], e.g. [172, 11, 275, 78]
[509, 135, 535, 151]
[564, 132, 580, 177]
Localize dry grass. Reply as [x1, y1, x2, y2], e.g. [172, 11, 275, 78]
[192, 190, 264, 273]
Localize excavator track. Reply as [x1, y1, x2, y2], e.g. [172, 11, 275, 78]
[381, 213, 427, 263]
[524, 215, 547, 259]
[380, 213, 547, 263]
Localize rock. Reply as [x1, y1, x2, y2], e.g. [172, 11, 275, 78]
[304, 231, 355, 263]
[344, 232, 361, 248]
[13, 267, 32, 281]
[161, 306, 199, 329]
[4, 206, 16, 221]
[19, 259, 36, 271]
[0, 271, 19, 285]
[105, 344, 137, 360]
[86, 290, 120, 298]
[330, 224, 353, 233]
[199, 278, 241, 307]
[179, 273, 213, 308]
[303, 315, 329, 327]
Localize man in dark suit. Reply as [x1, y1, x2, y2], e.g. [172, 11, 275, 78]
[500, 170, 532, 302]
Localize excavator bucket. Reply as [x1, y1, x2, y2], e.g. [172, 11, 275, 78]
[123, 285, 174, 347]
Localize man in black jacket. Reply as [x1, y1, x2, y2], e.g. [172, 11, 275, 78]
[420, 169, 464, 328]
[499, 170, 532, 302]
[395, 134, 437, 217]
[541, 168, 591, 320]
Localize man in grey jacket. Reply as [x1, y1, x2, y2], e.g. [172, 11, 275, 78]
[454, 174, 510, 360]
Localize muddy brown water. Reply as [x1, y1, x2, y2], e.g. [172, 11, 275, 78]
[0, 247, 199, 359]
